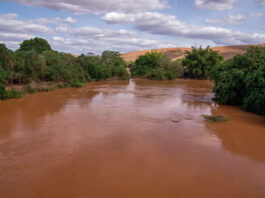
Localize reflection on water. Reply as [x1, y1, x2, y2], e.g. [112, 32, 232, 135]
[0, 79, 264, 198]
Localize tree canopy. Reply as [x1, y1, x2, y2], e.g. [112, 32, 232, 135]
[19, 37, 52, 53]
[0, 38, 129, 100]
[182, 46, 223, 79]
[131, 52, 183, 80]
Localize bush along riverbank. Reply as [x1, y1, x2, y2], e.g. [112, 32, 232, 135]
[210, 46, 265, 117]
[131, 52, 184, 80]
[180, 45, 265, 117]
[0, 38, 130, 100]
[130, 45, 265, 117]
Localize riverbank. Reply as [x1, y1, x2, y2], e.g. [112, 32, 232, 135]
[3, 77, 130, 100]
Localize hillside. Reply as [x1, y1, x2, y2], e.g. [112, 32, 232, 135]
[122, 44, 265, 61]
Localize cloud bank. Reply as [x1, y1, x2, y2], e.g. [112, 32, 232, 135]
[195, 0, 237, 10]
[0, 13, 175, 54]
[103, 12, 265, 45]
[1, 0, 168, 14]
[206, 13, 263, 25]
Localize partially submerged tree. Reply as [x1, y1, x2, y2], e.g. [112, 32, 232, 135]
[182, 46, 223, 79]
[211, 46, 265, 116]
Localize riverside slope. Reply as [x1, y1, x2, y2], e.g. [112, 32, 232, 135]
[122, 44, 265, 61]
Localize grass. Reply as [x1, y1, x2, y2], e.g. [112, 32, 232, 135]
[7, 89, 22, 99]
[57, 83, 69, 88]
[202, 115, 230, 122]
[70, 81, 84, 88]
[22, 85, 57, 94]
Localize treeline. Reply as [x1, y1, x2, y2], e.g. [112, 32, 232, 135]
[131, 46, 265, 117]
[130, 46, 223, 80]
[0, 38, 129, 100]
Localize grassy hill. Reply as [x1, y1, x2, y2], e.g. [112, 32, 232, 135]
[122, 44, 265, 61]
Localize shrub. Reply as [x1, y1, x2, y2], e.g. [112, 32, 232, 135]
[0, 89, 22, 100]
[182, 46, 223, 79]
[211, 46, 265, 116]
[145, 69, 167, 80]
[132, 52, 170, 77]
[22, 85, 38, 94]
[0, 66, 8, 99]
[70, 80, 84, 88]
[202, 115, 230, 122]
[6, 89, 22, 99]
[166, 60, 184, 78]
[131, 52, 183, 80]
[58, 83, 69, 88]
[0, 67, 22, 99]
[76, 51, 129, 81]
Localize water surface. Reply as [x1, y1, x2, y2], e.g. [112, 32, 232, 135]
[0, 79, 264, 198]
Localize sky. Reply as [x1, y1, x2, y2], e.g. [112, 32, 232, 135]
[0, 0, 264, 54]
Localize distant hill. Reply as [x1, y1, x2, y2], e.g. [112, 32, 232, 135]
[122, 44, 265, 61]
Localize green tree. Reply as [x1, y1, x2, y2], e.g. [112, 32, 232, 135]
[131, 52, 183, 80]
[211, 46, 265, 116]
[0, 66, 7, 99]
[182, 46, 223, 79]
[101, 50, 126, 68]
[0, 44, 14, 71]
[19, 37, 52, 53]
[131, 52, 170, 76]
[1, 38, 130, 100]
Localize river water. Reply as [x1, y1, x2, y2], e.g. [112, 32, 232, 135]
[0, 79, 264, 198]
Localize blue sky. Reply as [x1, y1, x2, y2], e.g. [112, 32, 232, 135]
[0, 0, 264, 54]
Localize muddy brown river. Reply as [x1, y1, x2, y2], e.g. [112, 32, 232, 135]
[0, 79, 264, 198]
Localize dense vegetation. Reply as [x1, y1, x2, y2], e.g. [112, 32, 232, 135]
[131, 52, 183, 80]
[182, 46, 223, 79]
[0, 38, 129, 100]
[210, 46, 265, 116]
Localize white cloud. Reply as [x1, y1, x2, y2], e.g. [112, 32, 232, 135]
[64, 17, 76, 24]
[0, 40, 21, 49]
[206, 13, 263, 25]
[0, 14, 50, 49]
[195, 0, 237, 10]
[53, 26, 175, 53]
[0, 13, 175, 54]
[55, 24, 69, 32]
[256, 0, 265, 5]
[0, 32, 33, 41]
[0, 14, 52, 34]
[68, 27, 137, 38]
[34, 17, 76, 25]
[51, 34, 175, 54]
[34, 17, 61, 25]
[102, 12, 265, 45]
[3, 0, 168, 14]
[0, 13, 18, 19]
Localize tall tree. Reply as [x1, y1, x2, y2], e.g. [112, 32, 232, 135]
[0, 44, 14, 70]
[19, 37, 52, 53]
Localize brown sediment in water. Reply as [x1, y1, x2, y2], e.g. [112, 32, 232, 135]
[0, 79, 264, 198]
